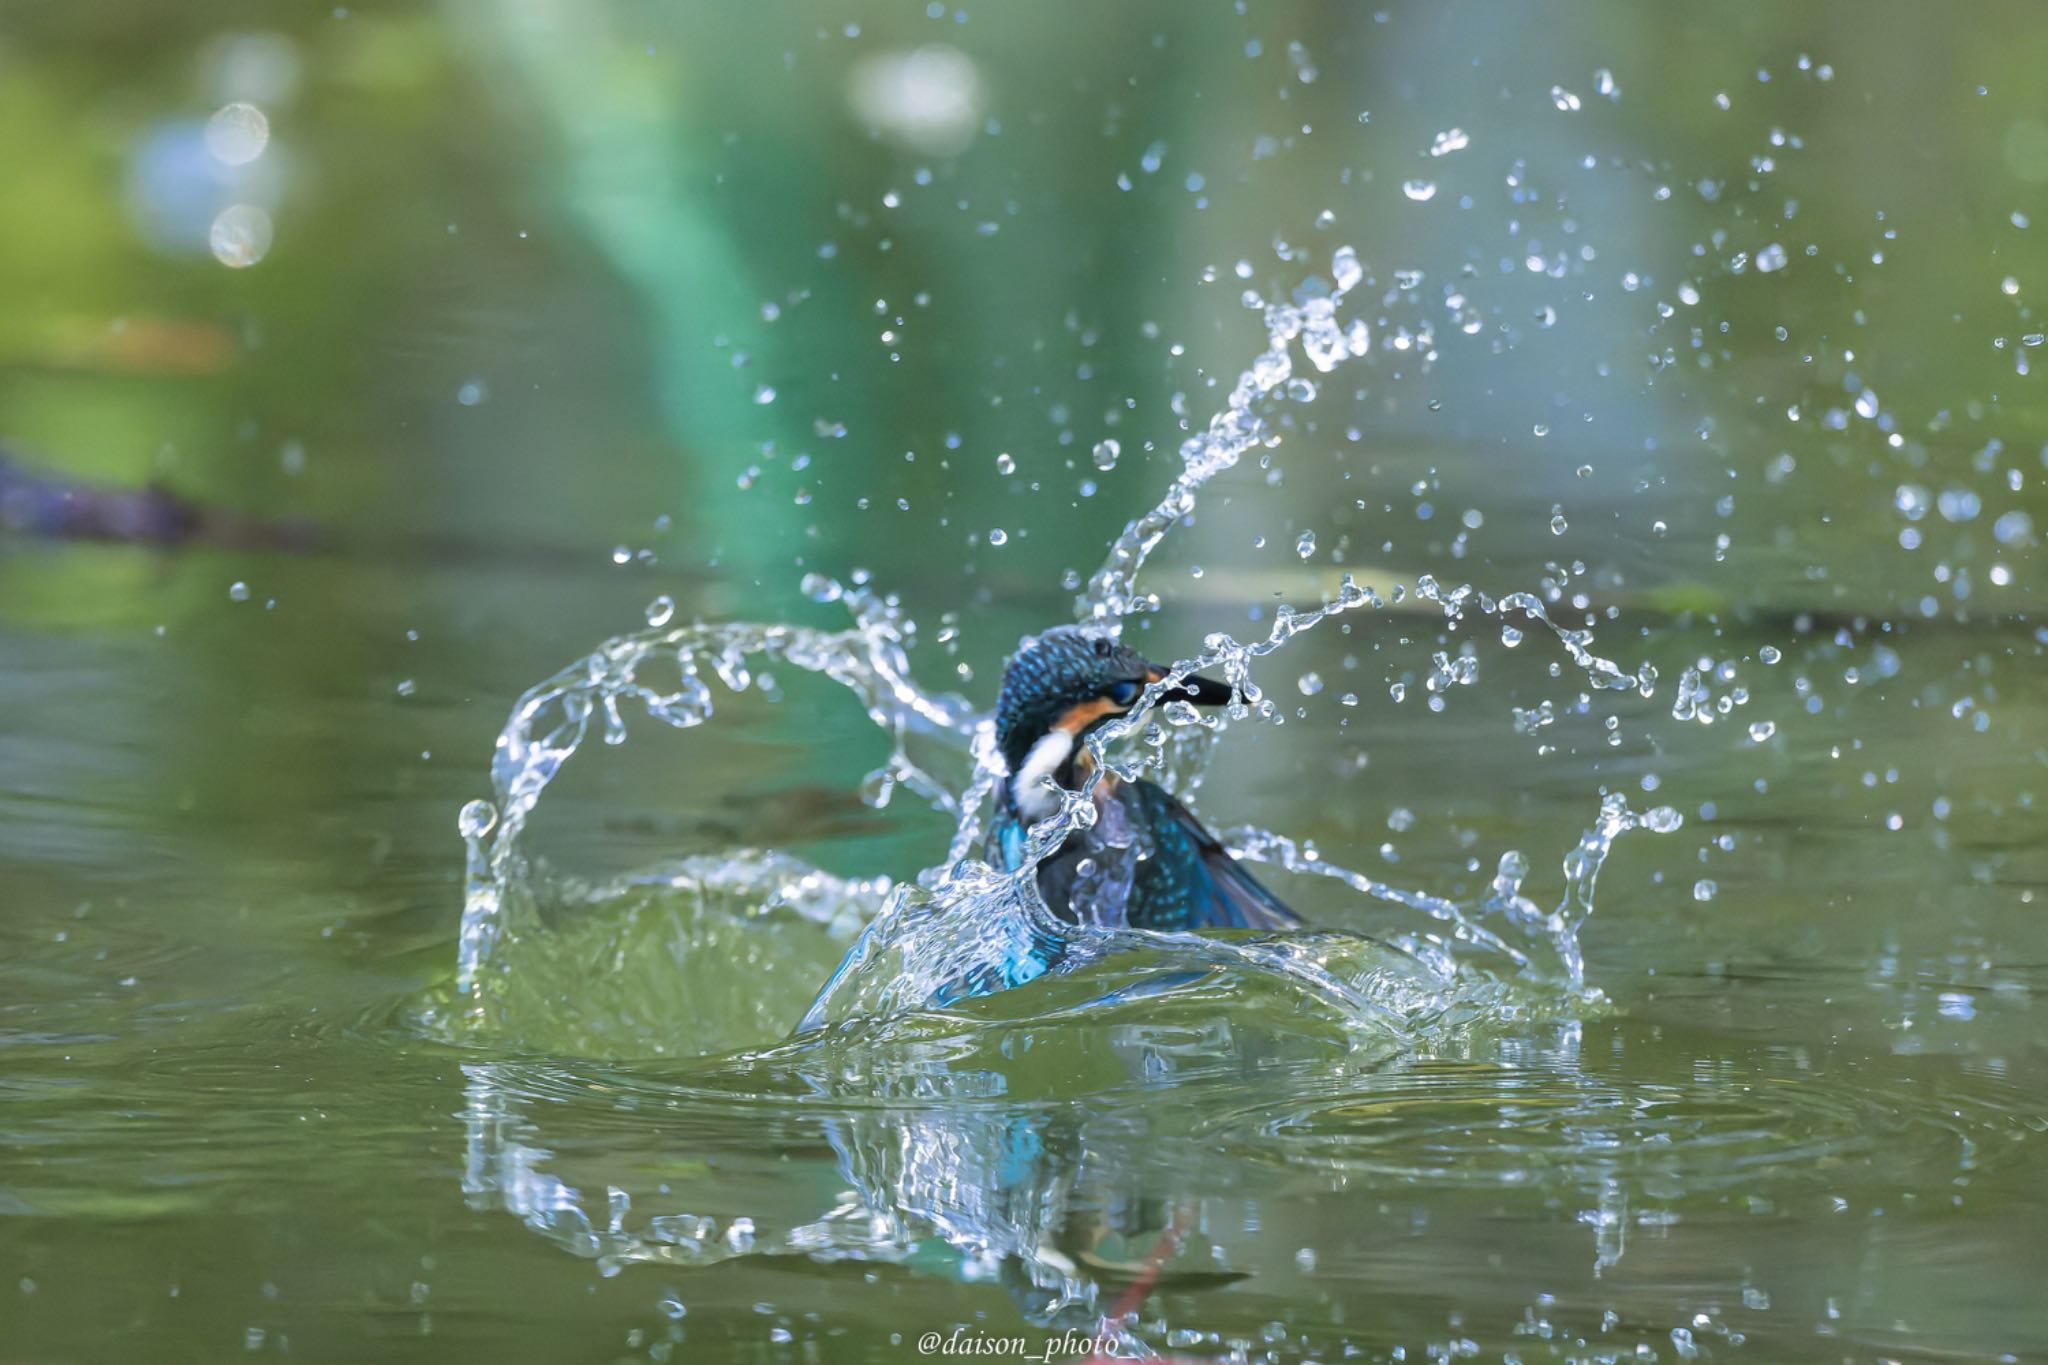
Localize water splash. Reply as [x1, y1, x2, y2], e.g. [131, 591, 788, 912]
[1078, 247, 1369, 623]
[453, 245, 1675, 1036]
[452, 580, 978, 1006]
[443, 246, 1693, 1314]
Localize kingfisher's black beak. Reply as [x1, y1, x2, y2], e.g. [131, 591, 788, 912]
[1151, 667, 1235, 707]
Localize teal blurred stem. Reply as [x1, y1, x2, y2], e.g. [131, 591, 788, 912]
[449, 3, 797, 593]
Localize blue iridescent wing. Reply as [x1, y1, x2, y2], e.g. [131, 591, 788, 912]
[987, 809, 1031, 874]
[1124, 779, 1300, 932]
[938, 809, 1071, 1003]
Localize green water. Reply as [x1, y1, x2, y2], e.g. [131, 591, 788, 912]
[5, 4, 2048, 1362]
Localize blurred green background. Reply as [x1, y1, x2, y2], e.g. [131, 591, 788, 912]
[2, 3, 2045, 1362]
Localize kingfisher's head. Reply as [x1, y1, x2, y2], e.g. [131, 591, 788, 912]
[994, 625, 1233, 816]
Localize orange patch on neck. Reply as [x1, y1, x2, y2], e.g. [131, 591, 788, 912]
[1053, 698, 1121, 733]
[1054, 700, 1121, 793]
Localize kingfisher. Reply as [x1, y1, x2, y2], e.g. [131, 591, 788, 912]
[986, 626, 1300, 949]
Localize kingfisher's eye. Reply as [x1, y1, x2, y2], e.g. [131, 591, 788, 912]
[1107, 679, 1142, 706]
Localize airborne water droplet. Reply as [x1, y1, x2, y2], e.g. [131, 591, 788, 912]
[204, 102, 270, 166]
[458, 799, 498, 839]
[987, 528, 1009, 546]
[1295, 530, 1317, 559]
[1401, 179, 1438, 202]
[1091, 438, 1121, 471]
[1642, 806, 1683, 833]
[1693, 879, 1718, 902]
[208, 204, 273, 268]
[1331, 245, 1363, 293]
[1427, 127, 1470, 157]
[645, 595, 676, 627]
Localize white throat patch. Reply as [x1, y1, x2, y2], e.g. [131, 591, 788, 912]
[1009, 730, 1075, 821]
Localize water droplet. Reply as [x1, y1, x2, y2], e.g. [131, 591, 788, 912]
[799, 573, 843, 603]
[1759, 645, 1782, 664]
[1755, 242, 1788, 272]
[987, 528, 1008, 546]
[645, 595, 675, 627]
[227, 580, 251, 602]
[1296, 671, 1324, 697]
[1387, 807, 1415, 832]
[1643, 806, 1683, 833]
[753, 385, 776, 405]
[1550, 85, 1582, 112]
[204, 102, 270, 166]
[1331, 245, 1362, 293]
[208, 204, 273, 268]
[1693, 879, 1718, 902]
[1854, 388, 1879, 420]
[1748, 719, 1776, 742]
[457, 379, 488, 407]
[1549, 512, 1569, 535]
[1401, 179, 1438, 202]
[1295, 530, 1317, 559]
[995, 452, 1016, 475]
[1936, 488, 1982, 523]
[1427, 127, 1469, 157]
[1091, 438, 1120, 471]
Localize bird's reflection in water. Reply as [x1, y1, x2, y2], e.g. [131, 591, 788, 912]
[458, 1000, 1376, 1327]
[818, 1096, 1253, 1325]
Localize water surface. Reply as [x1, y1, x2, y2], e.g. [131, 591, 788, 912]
[4, 4, 2048, 1362]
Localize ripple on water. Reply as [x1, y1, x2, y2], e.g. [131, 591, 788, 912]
[1198, 1054, 2040, 1194]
